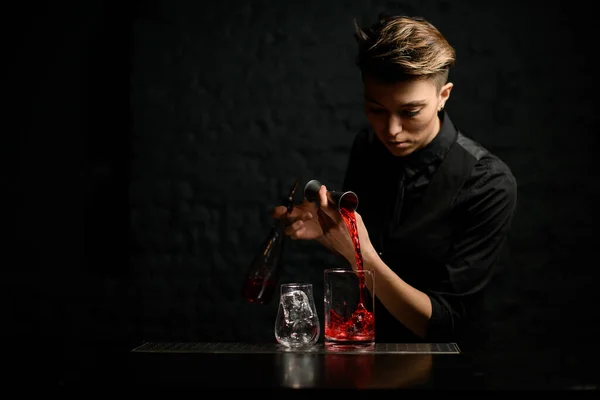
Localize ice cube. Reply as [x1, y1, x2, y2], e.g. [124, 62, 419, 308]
[281, 289, 314, 324]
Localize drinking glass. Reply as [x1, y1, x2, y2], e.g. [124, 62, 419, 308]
[274, 283, 320, 348]
[324, 268, 375, 349]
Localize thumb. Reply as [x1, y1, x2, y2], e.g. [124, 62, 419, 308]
[318, 184, 337, 219]
[315, 184, 339, 234]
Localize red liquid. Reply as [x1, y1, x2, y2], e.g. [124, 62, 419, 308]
[325, 208, 374, 342]
[241, 276, 276, 304]
[325, 302, 375, 341]
[340, 208, 364, 273]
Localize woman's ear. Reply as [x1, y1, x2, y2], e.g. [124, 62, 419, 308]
[439, 82, 453, 110]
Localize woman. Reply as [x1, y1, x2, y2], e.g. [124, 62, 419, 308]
[273, 14, 517, 346]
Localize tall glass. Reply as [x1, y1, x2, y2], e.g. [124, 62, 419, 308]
[274, 283, 320, 348]
[324, 268, 375, 350]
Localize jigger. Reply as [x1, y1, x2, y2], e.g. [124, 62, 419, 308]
[304, 179, 359, 212]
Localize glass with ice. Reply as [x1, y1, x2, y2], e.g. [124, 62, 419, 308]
[274, 283, 320, 348]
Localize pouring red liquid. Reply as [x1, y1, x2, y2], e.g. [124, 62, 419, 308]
[324, 207, 375, 342]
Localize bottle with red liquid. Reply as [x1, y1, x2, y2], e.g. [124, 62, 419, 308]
[241, 179, 299, 305]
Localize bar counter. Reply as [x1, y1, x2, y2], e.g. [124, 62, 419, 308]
[46, 339, 598, 391]
[126, 342, 467, 390]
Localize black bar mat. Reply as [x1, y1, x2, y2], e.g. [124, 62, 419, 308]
[131, 342, 460, 354]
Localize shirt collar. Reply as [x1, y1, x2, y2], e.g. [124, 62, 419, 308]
[402, 110, 457, 169]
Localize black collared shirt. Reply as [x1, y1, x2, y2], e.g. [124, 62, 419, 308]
[343, 111, 518, 345]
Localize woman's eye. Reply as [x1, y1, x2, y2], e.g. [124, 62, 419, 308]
[367, 108, 420, 117]
[401, 110, 420, 117]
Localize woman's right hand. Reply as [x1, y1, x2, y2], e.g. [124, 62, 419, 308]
[272, 185, 368, 267]
[271, 199, 324, 241]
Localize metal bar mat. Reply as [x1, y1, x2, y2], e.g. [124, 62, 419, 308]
[131, 342, 460, 354]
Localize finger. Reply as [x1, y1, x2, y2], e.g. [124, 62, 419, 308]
[273, 204, 307, 223]
[284, 219, 304, 236]
[285, 211, 313, 227]
[317, 184, 338, 221]
[286, 205, 309, 220]
[319, 184, 329, 209]
[271, 205, 288, 219]
[288, 210, 313, 223]
[289, 225, 308, 240]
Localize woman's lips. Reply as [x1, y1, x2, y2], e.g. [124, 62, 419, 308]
[387, 141, 410, 148]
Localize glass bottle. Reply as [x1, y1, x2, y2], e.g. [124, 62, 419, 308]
[275, 283, 320, 348]
[241, 179, 299, 305]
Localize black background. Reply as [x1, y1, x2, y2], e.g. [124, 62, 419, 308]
[4, 0, 599, 389]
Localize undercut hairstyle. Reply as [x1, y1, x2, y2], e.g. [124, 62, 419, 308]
[354, 14, 456, 90]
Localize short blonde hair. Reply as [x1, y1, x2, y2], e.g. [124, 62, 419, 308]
[354, 15, 456, 89]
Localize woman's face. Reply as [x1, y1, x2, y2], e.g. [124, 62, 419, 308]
[363, 75, 453, 157]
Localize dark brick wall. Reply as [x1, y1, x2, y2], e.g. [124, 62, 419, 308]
[6, 0, 599, 388]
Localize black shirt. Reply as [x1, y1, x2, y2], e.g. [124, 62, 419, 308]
[342, 111, 518, 346]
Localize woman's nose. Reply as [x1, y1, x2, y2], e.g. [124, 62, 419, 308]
[386, 114, 403, 135]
